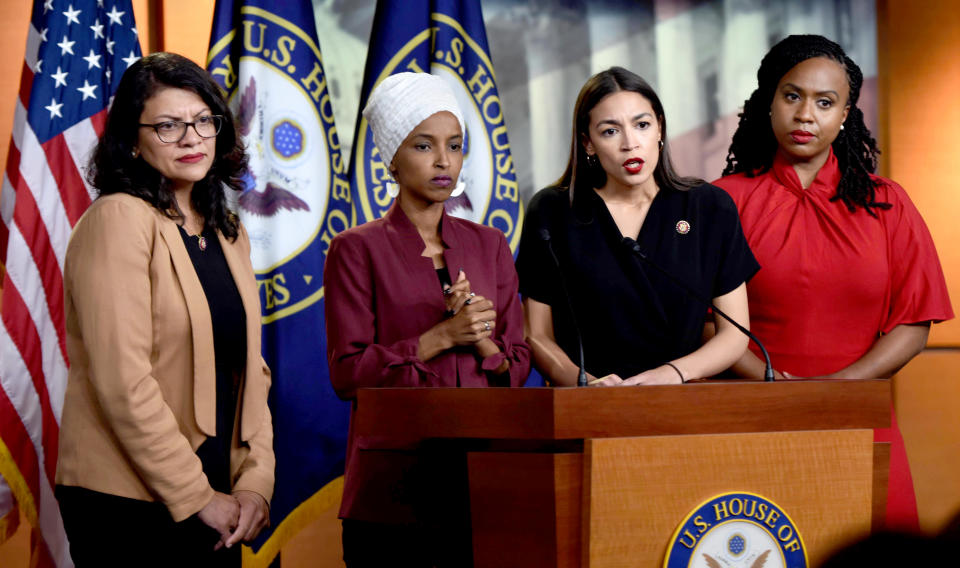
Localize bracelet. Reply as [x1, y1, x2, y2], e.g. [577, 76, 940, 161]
[665, 362, 685, 383]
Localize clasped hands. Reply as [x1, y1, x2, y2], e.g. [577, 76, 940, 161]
[439, 269, 497, 346]
[198, 489, 270, 551]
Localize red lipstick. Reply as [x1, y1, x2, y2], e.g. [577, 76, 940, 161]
[789, 130, 814, 144]
[622, 158, 644, 175]
[177, 153, 205, 163]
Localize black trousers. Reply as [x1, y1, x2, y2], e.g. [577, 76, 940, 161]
[341, 518, 475, 568]
[56, 485, 241, 568]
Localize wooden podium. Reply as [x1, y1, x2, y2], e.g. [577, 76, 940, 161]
[354, 380, 890, 567]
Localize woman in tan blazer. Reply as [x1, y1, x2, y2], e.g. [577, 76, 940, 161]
[55, 53, 274, 567]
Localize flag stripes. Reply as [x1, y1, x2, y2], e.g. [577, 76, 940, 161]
[1, 2, 142, 564]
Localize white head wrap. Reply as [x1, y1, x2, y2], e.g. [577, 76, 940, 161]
[362, 72, 466, 173]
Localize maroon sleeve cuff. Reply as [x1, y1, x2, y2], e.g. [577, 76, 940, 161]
[481, 351, 507, 372]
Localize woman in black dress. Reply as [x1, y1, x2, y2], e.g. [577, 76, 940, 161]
[516, 67, 759, 386]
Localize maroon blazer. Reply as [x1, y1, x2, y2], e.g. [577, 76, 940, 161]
[325, 202, 530, 521]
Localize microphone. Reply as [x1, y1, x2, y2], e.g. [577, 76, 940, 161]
[621, 237, 775, 382]
[539, 228, 589, 387]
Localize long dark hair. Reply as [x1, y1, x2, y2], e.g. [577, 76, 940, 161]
[88, 52, 247, 239]
[722, 34, 889, 216]
[557, 66, 702, 203]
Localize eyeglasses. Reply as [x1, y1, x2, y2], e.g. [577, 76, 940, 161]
[138, 115, 223, 143]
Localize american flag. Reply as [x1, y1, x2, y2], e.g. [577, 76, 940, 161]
[0, 1, 140, 565]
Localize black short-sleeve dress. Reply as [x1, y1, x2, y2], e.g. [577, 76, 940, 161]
[515, 183, 759, 379]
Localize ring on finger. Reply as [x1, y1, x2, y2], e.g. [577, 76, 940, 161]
[443, 287, 453, 296]
[483, 321, 491, 331]
[468, 292, 476, 297]
[464, 298, 472, 305]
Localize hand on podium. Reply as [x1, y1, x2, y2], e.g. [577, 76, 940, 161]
[587, 374, 623, 387]
[621, 364, 686, 385]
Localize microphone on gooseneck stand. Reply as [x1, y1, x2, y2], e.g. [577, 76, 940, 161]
[620, 237, 776, 382]
[539, 228, 589, 387]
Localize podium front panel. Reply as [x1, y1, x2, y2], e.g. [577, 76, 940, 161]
[583, 430, 875, 567]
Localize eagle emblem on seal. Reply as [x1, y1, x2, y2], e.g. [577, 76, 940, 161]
[235, 77, 310, 217]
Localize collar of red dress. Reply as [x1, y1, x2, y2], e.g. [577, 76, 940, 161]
[770, 146, 843, 196]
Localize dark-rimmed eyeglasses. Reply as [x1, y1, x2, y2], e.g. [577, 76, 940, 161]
[138, 115, 223, 143]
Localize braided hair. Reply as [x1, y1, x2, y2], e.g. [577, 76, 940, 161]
[722, 35, 889, 216]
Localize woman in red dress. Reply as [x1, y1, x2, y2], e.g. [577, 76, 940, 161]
[712, 34, 953, 530]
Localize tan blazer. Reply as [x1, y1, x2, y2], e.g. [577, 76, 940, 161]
[56, 193, 274, 522]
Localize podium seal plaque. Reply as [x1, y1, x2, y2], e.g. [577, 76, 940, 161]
[664, 492, 808, 568]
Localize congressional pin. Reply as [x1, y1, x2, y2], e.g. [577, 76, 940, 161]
[675, 220, 691, 235]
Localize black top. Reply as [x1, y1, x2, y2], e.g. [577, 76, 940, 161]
[515, 184, 759, 379]
[178, 226, 247, 493]
[436, 266, 452, 290]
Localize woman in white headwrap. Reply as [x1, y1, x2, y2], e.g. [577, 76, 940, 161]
[324, 72, 530, 567]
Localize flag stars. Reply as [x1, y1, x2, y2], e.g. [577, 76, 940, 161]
[35, 59, 43, 73]
[90, 20, 104, 39]
[57, 35, 76, 56]
[106, 68, 112, 83]
[45, 98, 64, 119]
[83, 49, 102, 70]
[122, 50, 140, 68]
[51, 66, 68, 88]
[77, 80, 98, 100]
[106, 6, 125, 25]
[105, 38, 115, 55]
[43, 0, 53, 13]
[63, 5, 82, 26]
[39, 28, 48, 42]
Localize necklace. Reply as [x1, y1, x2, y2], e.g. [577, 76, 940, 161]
[180, 223, 207, 251]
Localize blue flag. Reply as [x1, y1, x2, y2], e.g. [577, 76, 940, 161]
[349, 0, 523, 251]
[206, 2, 352, 565]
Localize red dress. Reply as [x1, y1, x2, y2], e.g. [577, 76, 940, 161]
[714, 149, 953, 530]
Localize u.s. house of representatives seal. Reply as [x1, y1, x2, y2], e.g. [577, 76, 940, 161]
[664, 492, 808, 568]
[354, 12, 522, 251]
[208, 6, 353, 323]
